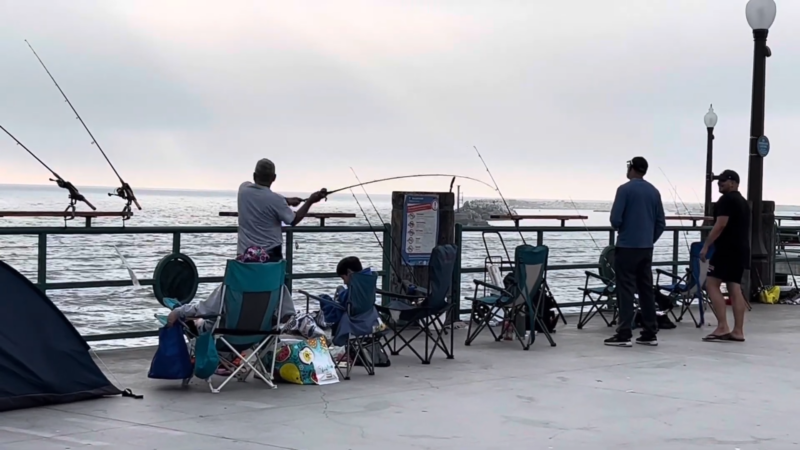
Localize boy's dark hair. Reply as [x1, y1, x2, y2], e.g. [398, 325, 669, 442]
[336, 256, 363, 276]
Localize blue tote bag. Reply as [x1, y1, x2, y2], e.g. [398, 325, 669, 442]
[148, 325, 194, 380]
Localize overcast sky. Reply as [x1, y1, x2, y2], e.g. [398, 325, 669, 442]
[1, 0, 798, 202]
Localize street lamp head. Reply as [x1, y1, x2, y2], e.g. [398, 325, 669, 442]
[704, 104, 718, 128]
[746, 0, 777, 30]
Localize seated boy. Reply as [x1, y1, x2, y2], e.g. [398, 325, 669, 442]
[318, 256, 373, 330]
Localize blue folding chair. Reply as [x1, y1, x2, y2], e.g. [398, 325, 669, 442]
[299, 270, 380, 380]
[377, 244, 457, 364]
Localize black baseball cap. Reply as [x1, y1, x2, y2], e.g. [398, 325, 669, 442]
[627, 156, 648, 174]
[718, 169, 740, 183]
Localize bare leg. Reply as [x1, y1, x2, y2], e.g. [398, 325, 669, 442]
[706, 277, 730, 336]
[727, 282, 746, 340]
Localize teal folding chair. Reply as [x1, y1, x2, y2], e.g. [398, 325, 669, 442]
[202, 260, 286, 393]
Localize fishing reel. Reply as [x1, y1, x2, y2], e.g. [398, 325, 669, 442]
[109, 182, 141, 221]
[50, 177, 96, 219]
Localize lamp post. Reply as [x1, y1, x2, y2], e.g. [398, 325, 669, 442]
[703, 104, 718, 219]
[745, 0, 776, 295]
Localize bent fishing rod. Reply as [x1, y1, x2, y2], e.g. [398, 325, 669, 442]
[299, 173, 495, 202]
[473, 146, 526, 245]
[349, 167, 418, 286]
[25, 40, 140, 218]
[0, 125, 96, 213]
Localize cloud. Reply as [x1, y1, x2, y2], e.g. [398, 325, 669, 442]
[1, 0, 799, 204]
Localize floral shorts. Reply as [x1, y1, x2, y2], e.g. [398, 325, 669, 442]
[236, 246, 271, 263]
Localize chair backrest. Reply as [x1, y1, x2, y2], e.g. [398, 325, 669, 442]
[514, 245, 549, 306]
[599, 245, 616, 282]
[346, 271, 378, 316]
[426, 244, 458, 310]
[222, 260, 286, 344]
[689, 242, 714, 295]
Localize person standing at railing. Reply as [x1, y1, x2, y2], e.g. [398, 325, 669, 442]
[700, 170, 750, 343]
[605, 157, 666, 347]
[237, 158, 326, 261]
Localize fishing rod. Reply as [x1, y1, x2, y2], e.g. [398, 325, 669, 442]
[349, 167, 418, 286]
[567, 196, 616, 278]
[472, 146, 526, 245]
[0, 125, 96, 214]
[25, 40, 140, 218]
[300, 173, 495, 202]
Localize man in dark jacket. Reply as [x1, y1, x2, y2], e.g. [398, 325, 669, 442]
[605, 157, 666, 347]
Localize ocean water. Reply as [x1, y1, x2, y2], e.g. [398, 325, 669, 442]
[0, 183, 772, 349]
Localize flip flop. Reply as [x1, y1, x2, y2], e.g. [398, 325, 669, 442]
[720, 334, 745, 342]
[702, 333, 731, 342]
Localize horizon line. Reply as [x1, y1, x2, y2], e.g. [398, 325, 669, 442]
[0, 182, 633, 204]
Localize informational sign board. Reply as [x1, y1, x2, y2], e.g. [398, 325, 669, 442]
[401, 194, 440, 265]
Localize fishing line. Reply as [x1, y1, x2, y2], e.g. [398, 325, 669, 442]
[0, 124, 96, 213]
[349, 167, 418, 285]
[472, 146, 526, 245]
[25, 40, 141, 217]
[568, 196, 615, 277]
[346, 187, 405, 285]
[658, 168, 693, 255]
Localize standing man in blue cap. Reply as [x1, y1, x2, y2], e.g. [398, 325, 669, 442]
[605, 157, 666, 347]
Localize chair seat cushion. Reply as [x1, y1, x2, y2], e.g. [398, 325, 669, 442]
[582, 286, 614, 295]
[658, 283, 687, 292]
[468, 295, 503, 305]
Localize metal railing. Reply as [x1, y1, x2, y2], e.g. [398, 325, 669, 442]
[0, 223, 712, 342]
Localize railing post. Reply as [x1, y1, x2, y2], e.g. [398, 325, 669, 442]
[382, 223, 391, 299]
[608, 230, 615, 247]
[537, 230, 544, 247]
[672, 229, 679, 276]
[37, 233, 47, 292]
[172, 232, 181, 254]
[452, 223, 463, 323]
[285, 229, 294, 291]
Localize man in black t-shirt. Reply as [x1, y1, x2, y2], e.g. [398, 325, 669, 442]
[700, 169, 750, 342]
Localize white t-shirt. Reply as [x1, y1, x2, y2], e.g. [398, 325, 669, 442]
[236, 182, 295, 255]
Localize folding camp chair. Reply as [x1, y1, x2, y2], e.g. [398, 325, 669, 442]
[465, 245, 555, 350]
[299, 270, 380, 380]
[162, 260, 285, 393]
[577, 246, 617, 329]
[377, 244, 457, 364]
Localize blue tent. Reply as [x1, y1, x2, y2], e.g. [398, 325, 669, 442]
[0, 260, 123, 412]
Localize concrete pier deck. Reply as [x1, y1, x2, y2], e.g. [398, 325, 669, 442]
[2, 305, 799, 449]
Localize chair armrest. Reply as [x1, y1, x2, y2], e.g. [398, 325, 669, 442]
[472, 279, 512, 297]
[655, 269, 681, 281]
[377, 289, 425, 301]
[297, 290, 345, 310]
[585, 271, 614, 285]
[400, 280, 428, 296]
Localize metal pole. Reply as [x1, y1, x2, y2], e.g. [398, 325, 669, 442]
[704, 127, 714, 217]
[702, 126, 715, 241]
[747, 28, 769, 297]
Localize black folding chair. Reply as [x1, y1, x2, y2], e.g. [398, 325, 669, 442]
[376, 244, 457, 364]
[577, 246, 617, 329]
